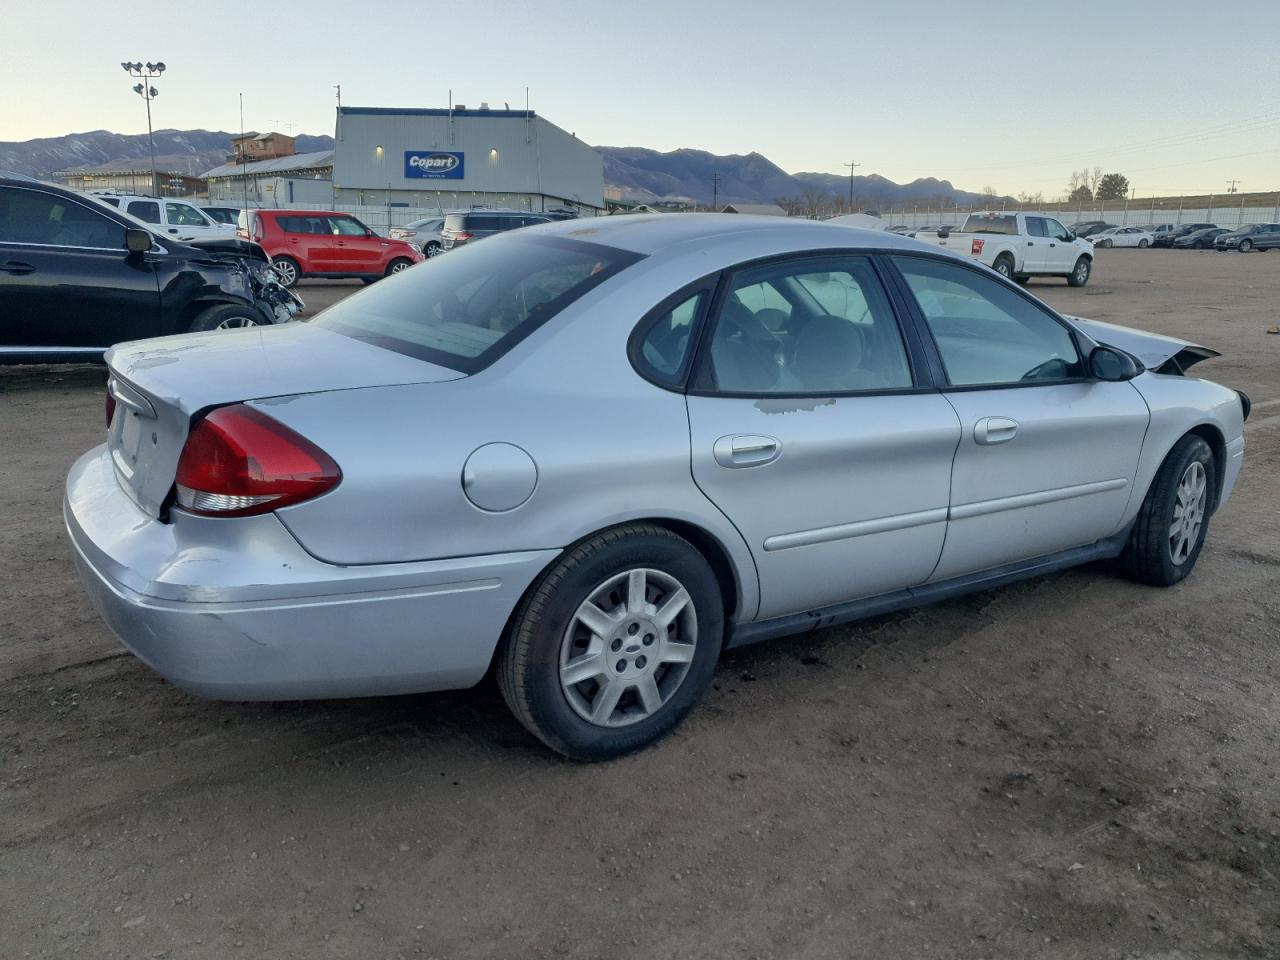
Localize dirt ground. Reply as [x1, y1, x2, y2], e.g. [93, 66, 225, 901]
[2, 249, 1278, 959]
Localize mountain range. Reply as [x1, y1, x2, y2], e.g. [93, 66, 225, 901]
[0, 128, 1004, 207]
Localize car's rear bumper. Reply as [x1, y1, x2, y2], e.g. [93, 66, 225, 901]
[65, 446, 557, 700]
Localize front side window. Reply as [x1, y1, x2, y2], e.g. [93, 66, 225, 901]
[1044, 218, 1068, 240]
[166, 202, 210, 226]
[701, 257, 913, 395]
[894, 256, 1083, 387]
[127, 200, 161, 224]
[329, 216, 369, 237]
[0, 187, 125, 249]
[311, 235, 638, 372]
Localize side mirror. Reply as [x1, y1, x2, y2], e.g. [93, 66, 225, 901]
[1063, 232, 1075, 241]
[125, 228, 152, 254]
[1090, 345, 1140, 382]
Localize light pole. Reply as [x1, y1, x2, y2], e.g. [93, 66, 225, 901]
[121, 61, 165, 197]
[844, 160, 861, 212]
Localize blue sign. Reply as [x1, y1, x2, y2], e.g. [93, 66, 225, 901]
[404, 151, 464, 180]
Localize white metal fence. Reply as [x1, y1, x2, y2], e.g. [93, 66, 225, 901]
[878, 197, 1280, 231]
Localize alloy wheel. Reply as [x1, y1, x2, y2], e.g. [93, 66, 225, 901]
[272, 259, 297, 286]
[559, 567, 697, 727]
[1169, 460, 1207, 566]
[1074, 260, 1090, 284]
[214, 315, 260, 330]
[390, 260, 410, 273]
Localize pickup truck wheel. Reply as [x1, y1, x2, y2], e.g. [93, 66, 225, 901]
[188, 304, 264, 333]
[270, 256, 300, 288]
[1067, 256, 1091, 287]
[992, 254, 1015, 279]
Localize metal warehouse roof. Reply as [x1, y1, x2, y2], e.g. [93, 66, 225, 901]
[339, 106, 537, 119]
[201, 149, 335, 180]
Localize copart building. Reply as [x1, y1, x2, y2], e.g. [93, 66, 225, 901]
[333, 106, 604, 215]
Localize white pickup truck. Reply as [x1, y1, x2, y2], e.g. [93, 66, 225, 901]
[912, 212, 1094, 287]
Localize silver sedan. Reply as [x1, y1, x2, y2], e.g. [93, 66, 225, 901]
[66, 215, 1249, 760]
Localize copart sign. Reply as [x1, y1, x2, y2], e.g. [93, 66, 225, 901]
[404, 151, 465, 179]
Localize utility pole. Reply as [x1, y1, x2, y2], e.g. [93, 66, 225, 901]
[121, 61, 165, 196]
[843, 160, 861, 212]
[1226, 179, 1240, 194]
[711, 173, 721, 211]
[239, 93, 249, 212]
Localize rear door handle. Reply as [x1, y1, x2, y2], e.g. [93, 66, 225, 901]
[713, 435, 781, 468]
[974, 417, 1018, 445]
[1, 260, 35, 275]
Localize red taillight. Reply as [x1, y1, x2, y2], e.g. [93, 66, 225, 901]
[105, 388, 117, 428]
[452, 231, 473, 241]
[174, 405, 341, 517]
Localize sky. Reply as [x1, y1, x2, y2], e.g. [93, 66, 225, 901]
[3, 0, 1278, 197]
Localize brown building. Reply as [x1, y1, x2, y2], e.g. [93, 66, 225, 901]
[228, 132, 296, 163]
[56, 163, 204, 197]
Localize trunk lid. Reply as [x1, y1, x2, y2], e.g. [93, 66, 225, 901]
[1066, 316, 1220, 372]
[105, 322, 465, 518]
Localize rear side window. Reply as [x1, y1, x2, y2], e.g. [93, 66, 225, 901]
[277, 215, 329, 235]
[311, 235, 640, 373]
[1026, 217, 1047, 238]
[961, 214, 1018, 235]
[699, 256, 913, 395]
[894, 256, 1083, 387]
[127, 200, 161, 224]
[99, 197, 121, 207]
[0, 187, 126, 249]
[634, 290, 706, 383]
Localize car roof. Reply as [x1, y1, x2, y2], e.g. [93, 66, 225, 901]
[527, 213, 939, 256]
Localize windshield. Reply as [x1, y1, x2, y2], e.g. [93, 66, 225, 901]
[960, 214, 1018, 235]
[311, 234, 641, 372]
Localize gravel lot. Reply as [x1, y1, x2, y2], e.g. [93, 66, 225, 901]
[2, 249, 1278, 959]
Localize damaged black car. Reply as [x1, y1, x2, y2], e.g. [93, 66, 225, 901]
[0, 174, 301, 363]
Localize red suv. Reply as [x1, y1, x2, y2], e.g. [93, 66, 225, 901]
[239, 210, 424, 288]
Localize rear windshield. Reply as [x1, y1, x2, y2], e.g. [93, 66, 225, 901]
[311, 234, 641, 373]
[961, 214, 1019, 235]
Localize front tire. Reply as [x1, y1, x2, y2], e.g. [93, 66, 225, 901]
[385, 257, 413, 277]
[1067, 256, 1091, 287]
[1138, 238, 1149, 248]
[1121, 435, 1216, 587]
[187, 303, 264, 333]
[424, 241, 441, 258]
[1238, 239, 1253, 252]
[497, 524, 724, 761]
[271, 256, 300, 288]
[1101, 238, 1113, 248]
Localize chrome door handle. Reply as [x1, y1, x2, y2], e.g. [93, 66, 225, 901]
[713, 435, 781, 468]
[974, 417, 1018, 445]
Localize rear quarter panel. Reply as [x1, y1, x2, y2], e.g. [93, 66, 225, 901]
[262, 248, 770, 619]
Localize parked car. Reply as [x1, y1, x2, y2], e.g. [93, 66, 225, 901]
[238, 209, 424, 287]
[1213, 223, 1280, 252]
[1086, 226, 1155, 248]
[65, 215, 1248, 760]
[1068, 220, 1115, 238]
[1173, 227, 1229, 250]
[89, 192, 236, 241]
[440, 210, 553, 250]
[0, 174, 300, 362]
[389, 216, 445, 257]
[1153, 223, 1217, 248]
[201, 205, 241, 226]
[912, 211, 1094, 285]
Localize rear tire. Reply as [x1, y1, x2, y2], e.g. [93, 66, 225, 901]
[497, 524, 724, 762]
[992, 254, 1015, 279]
[271, 256, 300, 288]
[1121, 435, 1215, 587]
[1067, 256, 1091, 287]
[187, 303, 264, 333]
